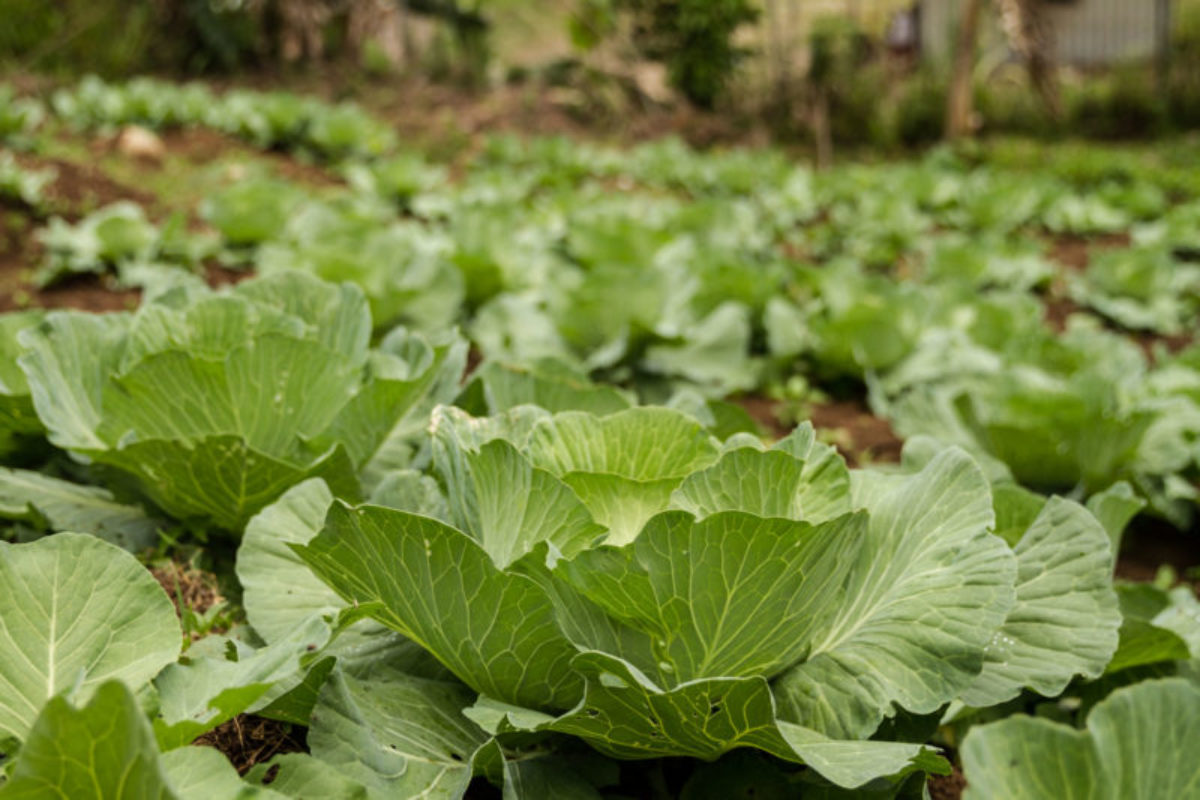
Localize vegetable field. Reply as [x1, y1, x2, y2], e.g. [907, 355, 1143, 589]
[1, 77, 1199, 800]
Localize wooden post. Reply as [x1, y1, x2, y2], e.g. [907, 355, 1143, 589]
[1156, 0, 1172, 96]
[945, 0, 984, 138]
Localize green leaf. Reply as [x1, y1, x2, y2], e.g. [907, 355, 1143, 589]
[480, 652, 947, 790]
[670, 427, 850, 524]
[97, 336, 359, 455]
[0, 681, 174, 799]
[0, 311, 44, 456]
[525, 408, 719, 544]
[437, 438, 605, 567]
[962, 715, 1101, 800]
[98, 435, 355, 531]
[1107, 619, 1191, 674]
[18, 312, 129, 451]
[557, 510, 866, 685]
[244, 754, 367, 799]
[296, 504, 582, 710]
[960, 497, 1120, 706]
[0, 467, 162, 552]
[990, 482, 1048, 548]
[962, 678, 1200, 799]
[642, 303, 761, 394]
[460, 360, 633, 416]
[1107, 583, 1200, 673]
[18, 274, 378, 532]
[368, 469, 448, 514]
[558, 473, 681, 546]
[305, 666, 490, 798]
[499, 756, 606, 800]
[238, 479, 340, 644]
[152, 616, 336, 750]
[237, 480, 429, 669]
[671, 449, 811, 520]
[526, 408, 719, 481]
[772, 449, 1016, 738]
[0, 533, 181, 743]
[326, 328, 467, 489]
[1085, 481, 1145, 553]
[161, 746, 286, 799]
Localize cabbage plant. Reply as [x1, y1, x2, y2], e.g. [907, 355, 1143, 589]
[17, 272, 465, 532]
[0, 311, 44, 458]
[288, 406, 1121, 792]
[961, 678, 1200, 799]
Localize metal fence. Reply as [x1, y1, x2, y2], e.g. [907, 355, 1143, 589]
[920, 0, 1172, 67]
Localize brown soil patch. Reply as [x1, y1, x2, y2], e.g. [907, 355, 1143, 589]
[733, 393, 791, 439]
[1115, 515, 1200, 589]
[0, 207, 38, 309]
[809, 399, 904, 466]
[1042, 294, 1084, 333]
[1, 152, 156, 313]
[151, 561, 223, 618]
[928, 767, 966, 800]
[733, 394, 904, 466]
[158, 128, 343, 188]
[11, 151, 159, 219]
[204, 261, 255, 288]
[27, 276, 140, 313]
[1045, 232, 1131, 272]
[0, 211, 139, 313]
[193, 715, 307, 776]
[212, 70, 770, 160]
[1132, 330, 1194, 364]
[1042, 287, 1193, 362]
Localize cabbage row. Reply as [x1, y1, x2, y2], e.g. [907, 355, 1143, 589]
[19, 78, 1200, 529]
[51, 75, 396, 161]
[0, 273, 1197, 798]
[2, 78, 1200, 797]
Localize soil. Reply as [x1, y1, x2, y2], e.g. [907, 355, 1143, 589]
[928, 767, 967, 800]
[204, 69, 772, 157]
[1, 151, 155, 312]
[0, 210, 140, 313]
[734, 393, 791, 439]
[808, 399, 905, 466]
[156, 128, 344, 189]
[1115, 515, 1200, 588]
[1041, 294, 1084, 333]
[1045, 231, 1131, 272]
[1041, 291, 1194, 362]
[734, 394, 905, 467]
[151, 562, 224, 618]
[0, 142, 264, 313]
[11, 151, 160, 218]
[204, 261, 255, 288]
[193, 714, 307, 776]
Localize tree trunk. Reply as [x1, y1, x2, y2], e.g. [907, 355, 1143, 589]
[945, 0, 984, 138]
[997, 0, 1062, 122]
[812, 86, 833, 170]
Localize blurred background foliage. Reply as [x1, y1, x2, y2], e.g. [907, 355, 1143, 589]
[0, 0, 1198, 149]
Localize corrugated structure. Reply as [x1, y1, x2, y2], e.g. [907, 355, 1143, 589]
[920, 0, 1171, 65]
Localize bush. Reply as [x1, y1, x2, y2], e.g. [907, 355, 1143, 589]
[0, 0, 267, 75]
[1066, 66, 1168, 139]
[1168, 0, 1200, 129]
[893, 68, 947, 147]
[976, 67, 1061, 137]
[616, 0, 759, 108]
[0, 0, 156, 76]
